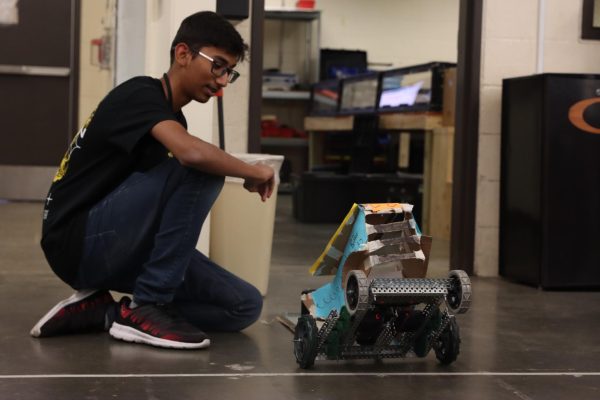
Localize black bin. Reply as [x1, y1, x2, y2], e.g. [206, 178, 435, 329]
[351, 173, 423, 226]
[293, 172, 354, 223]
[293, 172, 423, 225]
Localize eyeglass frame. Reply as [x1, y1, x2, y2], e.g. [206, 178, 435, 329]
[195, 50, 240, 83]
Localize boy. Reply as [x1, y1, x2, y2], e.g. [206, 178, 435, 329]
[30, 11, 273, 350]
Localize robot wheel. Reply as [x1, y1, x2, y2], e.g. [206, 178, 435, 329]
[294, 314, 319, 369]
[434, 316, 461, 365]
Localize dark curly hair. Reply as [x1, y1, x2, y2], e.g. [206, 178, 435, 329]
[170, 11, 249, 64]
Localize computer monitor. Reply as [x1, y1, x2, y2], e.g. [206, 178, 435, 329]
[339, 72, 380, 115]
[309, 79, 340, 115]
[320, 49, 367, 80]
[378, 62, 456, 112]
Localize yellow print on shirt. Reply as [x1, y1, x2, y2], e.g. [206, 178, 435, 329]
[53, 111, 95, 182]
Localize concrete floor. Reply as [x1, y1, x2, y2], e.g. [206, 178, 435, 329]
[1, 195, 600, 399]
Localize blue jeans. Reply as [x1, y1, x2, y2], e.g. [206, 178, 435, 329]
[74, 158, 263, 332]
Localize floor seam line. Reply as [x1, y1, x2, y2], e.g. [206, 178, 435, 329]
[0, 372, 599, 379]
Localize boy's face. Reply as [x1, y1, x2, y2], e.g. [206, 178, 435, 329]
[182, 45, 238, 103]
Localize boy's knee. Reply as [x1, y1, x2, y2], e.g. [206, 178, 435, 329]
[247, 286, 263, 319]
[235, 286, 263, 331]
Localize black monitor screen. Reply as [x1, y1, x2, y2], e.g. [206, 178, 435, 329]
[377, 62, 456, 112]
[339, 74, 379, 114]
[320, 49, 367, 80]
[379, 70, 433, 110]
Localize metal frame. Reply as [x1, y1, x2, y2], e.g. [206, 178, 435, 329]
[294, 271, 471, 367]
[582, 0, 600, 40]
[450, 0, 482, 275]
[247, 0, 265, 153]
[69, 0, 80, 141]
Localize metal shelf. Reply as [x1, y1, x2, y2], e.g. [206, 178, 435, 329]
[264, 8, 321, 83]
[261, 137, 308, 147]
[263, 90, 311, 100]
[265, 8, 320, 21]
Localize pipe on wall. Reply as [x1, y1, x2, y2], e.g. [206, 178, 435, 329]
[536, 0, 546, 73]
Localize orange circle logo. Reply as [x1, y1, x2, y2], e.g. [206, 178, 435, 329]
[568, 98, 600, 134]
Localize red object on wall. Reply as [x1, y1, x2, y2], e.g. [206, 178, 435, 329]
[296, 1, 315, 9]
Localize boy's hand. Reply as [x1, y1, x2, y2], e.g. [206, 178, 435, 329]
[243, 164, 275, 202]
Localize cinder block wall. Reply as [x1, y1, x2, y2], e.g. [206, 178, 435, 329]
[475, 0, 600, 276]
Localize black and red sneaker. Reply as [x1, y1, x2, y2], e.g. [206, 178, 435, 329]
[30, 290, 115, 338]
[109, 297, 210, 349]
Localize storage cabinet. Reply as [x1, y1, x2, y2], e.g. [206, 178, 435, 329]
[500, 73, 600, 289]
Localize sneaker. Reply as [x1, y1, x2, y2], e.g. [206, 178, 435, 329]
[30, 290, 115, 338]
[109, 297, 210, 349]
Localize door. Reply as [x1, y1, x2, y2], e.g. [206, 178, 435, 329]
[0, 0, 79, 199]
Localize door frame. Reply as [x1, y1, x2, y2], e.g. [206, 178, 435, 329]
[247, 0, 264, 153]
[450, 0, 482, 275]
[247, 0, 483, 275]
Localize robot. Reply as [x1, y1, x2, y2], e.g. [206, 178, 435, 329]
[293, 203, 471, 369]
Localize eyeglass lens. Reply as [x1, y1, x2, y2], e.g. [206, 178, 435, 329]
[211, 63, 239, 83]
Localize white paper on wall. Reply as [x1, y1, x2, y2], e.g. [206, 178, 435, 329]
[0, 0, 18, 25]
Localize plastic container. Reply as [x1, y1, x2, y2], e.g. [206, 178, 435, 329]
[209, 154, 284, 295]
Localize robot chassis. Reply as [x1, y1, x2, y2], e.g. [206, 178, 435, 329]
[293, 269, 472, 369]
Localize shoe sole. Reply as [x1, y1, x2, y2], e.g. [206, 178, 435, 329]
[109, 323, 210, 350]
[30, 289, 99, 338]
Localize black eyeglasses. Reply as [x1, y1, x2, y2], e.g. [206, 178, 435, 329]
[196, 50, 240, 83]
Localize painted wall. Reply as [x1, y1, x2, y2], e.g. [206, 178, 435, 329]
[476, 0, 600, 276]
[264, 0, 460, 71]
[214, 18, 251, 153]
[115, 0, 146, 85]
[78, 0, 116, 128]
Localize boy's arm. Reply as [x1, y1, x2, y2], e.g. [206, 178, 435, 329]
[151, 119, 274, 201]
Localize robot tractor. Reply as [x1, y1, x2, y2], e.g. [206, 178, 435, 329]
[293, 203, 471, 369]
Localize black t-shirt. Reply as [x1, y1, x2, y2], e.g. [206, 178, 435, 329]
[41, 76, 186, 285]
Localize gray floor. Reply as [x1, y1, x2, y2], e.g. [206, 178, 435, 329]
[1, 195, 599, 399]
